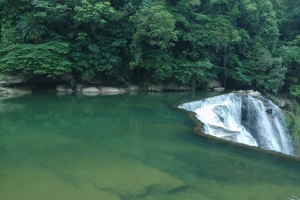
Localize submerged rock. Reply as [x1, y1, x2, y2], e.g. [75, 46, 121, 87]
[34, 141, 187, 199]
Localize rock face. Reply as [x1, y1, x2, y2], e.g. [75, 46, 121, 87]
[0, 73, 31, 86]
[263, 93, 295, 111]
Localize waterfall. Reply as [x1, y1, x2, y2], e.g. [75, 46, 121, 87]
[179, 93, 295, 156]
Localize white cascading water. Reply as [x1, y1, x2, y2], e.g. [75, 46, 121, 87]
[179, 93, 295, 156]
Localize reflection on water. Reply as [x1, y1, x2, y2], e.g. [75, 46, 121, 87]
[0, 92, 300, 200]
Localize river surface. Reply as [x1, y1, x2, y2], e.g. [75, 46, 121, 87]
[0, 92, 299, 200]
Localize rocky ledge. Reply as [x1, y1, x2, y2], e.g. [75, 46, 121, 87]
[55, 84, 139, 95]
[233, 89, 294, 112]
[56, 82, 192, 94]
[233, 90, 261, 98]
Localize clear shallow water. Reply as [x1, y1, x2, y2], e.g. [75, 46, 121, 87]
[0, 92, 300, 200]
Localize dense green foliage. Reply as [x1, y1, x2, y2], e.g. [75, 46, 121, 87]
[286, 102, 300, 154]
[1, 0, 300, 93]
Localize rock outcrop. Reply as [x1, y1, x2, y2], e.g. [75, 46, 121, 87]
[0, 73, 31, 86]
[265, 93, 294, 110]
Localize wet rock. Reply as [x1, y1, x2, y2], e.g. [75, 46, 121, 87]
[248, 91, 261, 98]
[263, 99, 270, 106]
[82, 87, 101, 93]
[284, 100, 294, 111]
[213, 87, 225, 92]
[277, 99, 286, 108]
[56, 84, 73, 92]
[100, 87, 126, 94]
[235, 90, 246, 94]
[0, 73, 31, 86]
[268, 94, 287, 108]
[266, 107, 273, 114]
[0, 86, 32, 96]
[234, 90, 260, 96]
[81, 86, 126, 94]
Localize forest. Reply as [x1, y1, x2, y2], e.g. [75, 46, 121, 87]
[1, 0, 300, 96]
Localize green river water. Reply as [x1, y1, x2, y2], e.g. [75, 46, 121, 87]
[0, 92, 299, 200]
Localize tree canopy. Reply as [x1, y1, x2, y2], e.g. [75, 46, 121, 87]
[1, 0, 300, 95]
